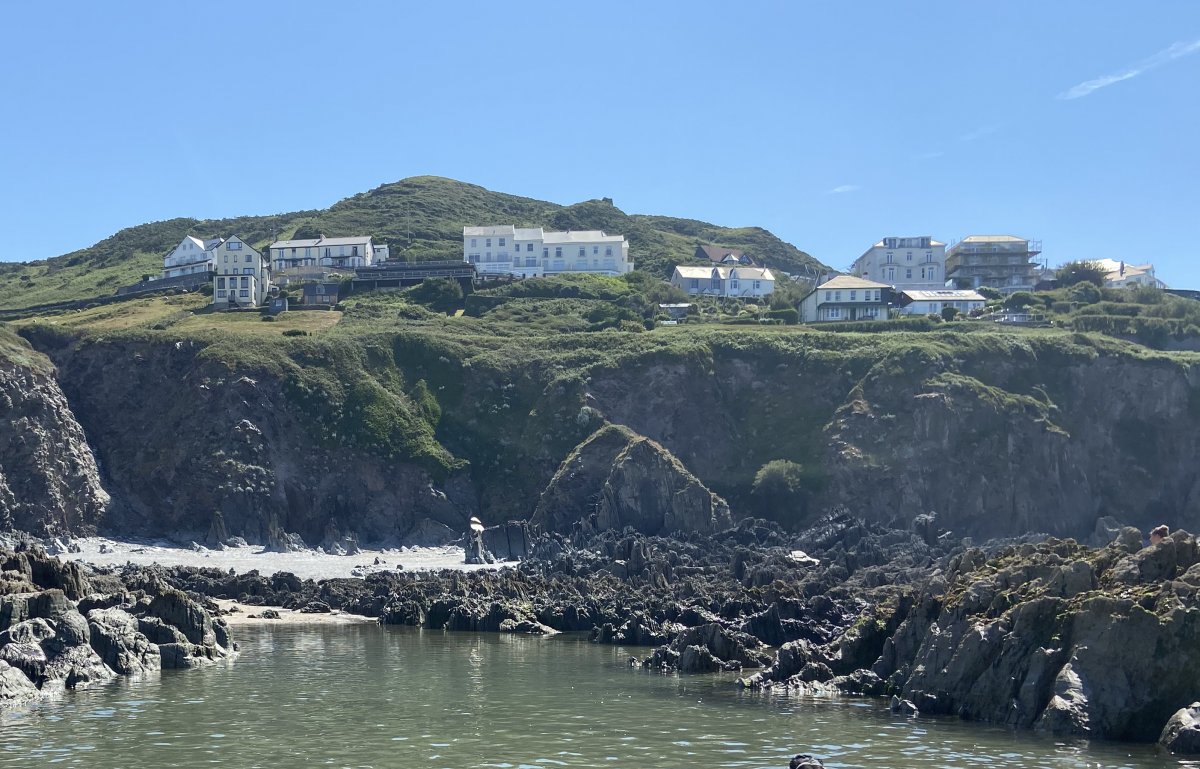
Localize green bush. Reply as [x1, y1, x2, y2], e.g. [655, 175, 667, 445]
[765, 308, 799, 325]
[260, 315, 276, 322]
[405, 278, 464, 312]
[751, 460, 821, 529]
[1003, 291, 1036, 309]
[977, 286, 1002, 300]
[282, 329, 309, 337]
[1056, 260, 1108, 287]
[1067, 282, 1102, 304]
[941, 306, 960, 321]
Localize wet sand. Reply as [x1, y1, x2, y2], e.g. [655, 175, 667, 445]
[214, 599, 376, 626]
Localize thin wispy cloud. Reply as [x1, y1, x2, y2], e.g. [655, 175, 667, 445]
[1058, 37, 1200, 100]
[826, 184, 859, 195]
[957, 125, 1000, 143]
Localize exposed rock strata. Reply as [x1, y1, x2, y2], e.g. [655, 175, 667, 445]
[0, 545, 232, 710]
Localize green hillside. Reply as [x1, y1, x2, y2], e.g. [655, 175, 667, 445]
[0, 177, 824, 312]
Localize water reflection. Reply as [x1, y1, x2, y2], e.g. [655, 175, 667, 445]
[0, 624, 1186, 768]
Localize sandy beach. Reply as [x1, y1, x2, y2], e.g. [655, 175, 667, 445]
[59, 536, 510, 582]
[214, 598, 376, 626]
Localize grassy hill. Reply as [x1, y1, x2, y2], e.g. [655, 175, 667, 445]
[0, 177, 825, 311]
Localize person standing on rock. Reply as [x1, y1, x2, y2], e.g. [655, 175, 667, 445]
[465, 516, 494, 565]
[1149, 524, 1170, 546]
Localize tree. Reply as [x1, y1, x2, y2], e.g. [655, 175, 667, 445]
[751, 460, 813, 528]
[1003, 291, 1036, 309]
[941, 306, 960, 321]
[405, 278, 464, 312]
[1056, 260, 1109, 287]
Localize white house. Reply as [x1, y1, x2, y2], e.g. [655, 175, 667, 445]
[163, 235, 223, 279]
[670, 265, 775, 298]
[898, 289, 987, 316]
[269, 235, 376, 272]
[212, 236, 271, 307]
[372, 243, 391, 263]
[462, 226, 633, 279]
[798, 276, 890, 322]
[850, 236, 946, 290]
[1090, 258, 1167, 289]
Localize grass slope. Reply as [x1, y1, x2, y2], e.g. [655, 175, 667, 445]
[0, 177, 824, 311]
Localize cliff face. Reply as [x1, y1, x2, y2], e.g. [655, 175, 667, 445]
[0, 336, 108, 535]
[7, 328, 1200, 542]
[30, 335, 475, 545]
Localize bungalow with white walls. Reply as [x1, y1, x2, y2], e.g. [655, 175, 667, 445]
[1090, 258, 1167, 289]
[897, 288, 987, 315]
[462, 226, 633, 279]
[671, 265, 776, 298]
[798, 276, 890, 322]
[162, 236, 223, 279]
[212, 236, 271, 307]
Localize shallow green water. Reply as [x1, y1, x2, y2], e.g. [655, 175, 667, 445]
[0, 624, 1191, 768]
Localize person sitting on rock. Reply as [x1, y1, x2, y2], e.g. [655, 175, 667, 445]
[464, 516, 495, 565]
[1149, 524, 1170, 546]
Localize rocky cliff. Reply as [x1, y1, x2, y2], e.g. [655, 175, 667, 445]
[6, 326, 1200, 543]
[22, 331, 475, 545]
[0, 331, 109, 536]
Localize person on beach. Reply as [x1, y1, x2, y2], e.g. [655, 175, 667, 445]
[1149, 524, 1169, 546]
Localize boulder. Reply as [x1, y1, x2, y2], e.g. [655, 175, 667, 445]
[788, 755, 825, 769]
[1160, 702, 1200, 754]
[0, 659, 37, 704]
[402, 518, 457, 547]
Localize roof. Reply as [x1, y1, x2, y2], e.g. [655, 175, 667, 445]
[698, 244, 746, 261]
[463, 226, 516, 238]
[957, 235, 1028, 244]
[901, 289, 986, 302]
[301, 282, 341, 295]
[514, 227, 543, 240]
[203, 238, 225, 251]
[541, 230, 625, 244]
[817, 275, 890, 291]
[674, 265, 713, 279]
[270, 236, 373, 249]
[673, 265, 775, 281]
[870, 238, 946, 248]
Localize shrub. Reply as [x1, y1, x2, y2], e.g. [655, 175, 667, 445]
[405, 278, 464, 311]
[751, 460, 819, 529]
[765, 308, 799, 325]
[1067, 282, 1102, 305]
[260, 315, 276, 322]
[282, 329, 309, 337]
[1003, 291, 1036, 309]
[977, 286, 1002, 300]
[941, 306, 960, 321]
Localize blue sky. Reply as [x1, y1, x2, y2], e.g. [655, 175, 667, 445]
[2, 2, 1198, 286]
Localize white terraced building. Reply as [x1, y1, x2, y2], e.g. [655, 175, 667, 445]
[163, 235, 224, 279]
[462, 226, 633, 279]
[269, 235, 377, 272]
[670, 265, 775, 297]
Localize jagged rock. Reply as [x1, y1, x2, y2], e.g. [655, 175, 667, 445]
[264, 526, 307, 554]
[87, 608, 160, 675]
[1160, 702, 1200, 754]
[0, 659, 38, 704]
[482, 521, 532, 561]
[320, 518, 361, 556]
[0, 617, 56, 646]
[788, 755, 825, 769]
[402, 518, 457, 547]
[677, 644, 723, 673]
[532, 424, 730, 536]
[204, 511, 230, 549]
[890, 695, 918, 715]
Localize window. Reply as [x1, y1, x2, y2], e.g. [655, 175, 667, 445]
[835, 291, 841, 301]
[874, 290, 881, 301]
[216, 278, 225, 289]
[850, 290, 857, 301]
[920, 268, 926, 279]
[216, 290, 226, 298]
[827, 307, 841, 319]
[228, 241, 242, 251]
[223, 255, 229, 263]
[825, 291, 831, 301]
[526, 257, 536, 267]
[245, 254, 252, 263]
[324, 248, 331, 257]
[711, 277, 721, 290]
[498, 238, 505, 247]
[486, 238, 492, 247]
[578, 247, 585, 257]
[526, 243, 533, 252]
[929, 266, 937, 278]
[731, 280, 739, 290]
[543, 248, 549, 258]
[753, 280, 760, 290]
[605, 246, 613, 257]
[471, 239, 477, 248]
[244, 268, 254, 275]
[887, 267, 895, 280]
[593, 259, 598, 267]
[304, 247, 310, 258]
[925, 251, 933, 262]
[886, 252, 893, 264]
[593, 246, 599, 255]
[906, 251, 913, 261]
[555, 247, 562, 258]
[240, 277, 249, 288]
[906, 269, 912, 279]
[239, 289, 249, 298]
[352, 246, 358, 256]
[468, 253, 479, 264]
[690, 279, 699, 289]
